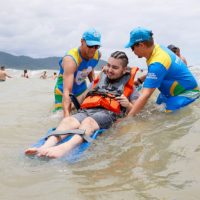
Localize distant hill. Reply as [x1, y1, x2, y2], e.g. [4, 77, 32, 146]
[0, 51, 107, 70]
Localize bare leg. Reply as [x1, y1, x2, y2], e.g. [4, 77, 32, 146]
[40, 117, 100, 158]
[25, 116, 81, 155]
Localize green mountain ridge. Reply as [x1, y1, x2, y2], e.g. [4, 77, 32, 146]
[0, 51, 107, 70]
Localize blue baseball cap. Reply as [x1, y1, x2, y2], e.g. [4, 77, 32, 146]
[124, 27, 153, 48]
[82, 28, 101, 46]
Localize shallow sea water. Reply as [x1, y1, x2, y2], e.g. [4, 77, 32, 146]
[1, 68, 200, 200]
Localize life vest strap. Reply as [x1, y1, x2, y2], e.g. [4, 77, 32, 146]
[86, 90, 121, 99]
[46, 129, 93, 143]
[69, 93, 81, 110]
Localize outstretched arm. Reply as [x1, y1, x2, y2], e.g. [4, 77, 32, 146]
[127, 88, 155, 116]
[134, 74, 146, 87]
[62, 56, 77, 117]
[6, 73, 12, 78]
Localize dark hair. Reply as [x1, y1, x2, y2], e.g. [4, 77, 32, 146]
[167, 44, 179, 53]
[170, 48, 177, 54]
[142, 37, 154, 47]
[110, 51, 129, 67]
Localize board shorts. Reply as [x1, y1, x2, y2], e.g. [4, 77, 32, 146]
[156, 89, 200, 112]
[72, 108, 118, 129]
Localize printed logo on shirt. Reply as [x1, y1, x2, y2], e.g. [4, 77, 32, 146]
[75, 66, 93, 85]
[146, 72, 158, 80]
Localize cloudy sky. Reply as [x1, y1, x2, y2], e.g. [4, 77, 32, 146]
[0, 0, 200, 67]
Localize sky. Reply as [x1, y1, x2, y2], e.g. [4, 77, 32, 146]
[0, 0, 200, 67]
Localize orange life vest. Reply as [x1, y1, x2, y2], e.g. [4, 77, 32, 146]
[81, 67, 139, 114]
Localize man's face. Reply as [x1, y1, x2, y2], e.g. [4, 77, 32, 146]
[82, 40, 100, 59]
[131, 42, 145, 58]
[106, 57, 127, 80]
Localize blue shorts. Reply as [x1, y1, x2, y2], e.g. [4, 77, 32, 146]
[72, 108, 117, 129]
[156, 90, 200, 112]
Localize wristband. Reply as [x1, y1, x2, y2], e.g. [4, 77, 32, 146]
[137, 78, 143, 84]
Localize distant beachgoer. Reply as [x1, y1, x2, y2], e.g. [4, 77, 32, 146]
[54, 28, 102, 117]
[52, 72, 58, 80]
[21, 69, 29, 78]
[40, 71, 47, 79]
[0, 66, 12, 81]
[168, 44, 188, 65]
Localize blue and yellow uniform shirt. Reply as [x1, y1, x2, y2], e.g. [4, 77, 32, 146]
[143, 45, 199, 111]
[54, 48, 100, 111]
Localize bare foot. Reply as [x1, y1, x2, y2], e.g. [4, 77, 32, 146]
[37, 145, 70, 159]
[25, 147, 39, 155]
[25, 146, 47, 156]
[25, 136, 60, 156]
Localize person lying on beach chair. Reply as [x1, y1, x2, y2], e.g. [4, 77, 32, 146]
[25, 51, 140, 158]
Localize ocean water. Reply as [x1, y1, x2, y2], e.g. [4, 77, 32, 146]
[1, 67, 200, 200]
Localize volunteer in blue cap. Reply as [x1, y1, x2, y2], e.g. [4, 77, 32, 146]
[54, 28, 102, 117]
[124, 27, 200, 115]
